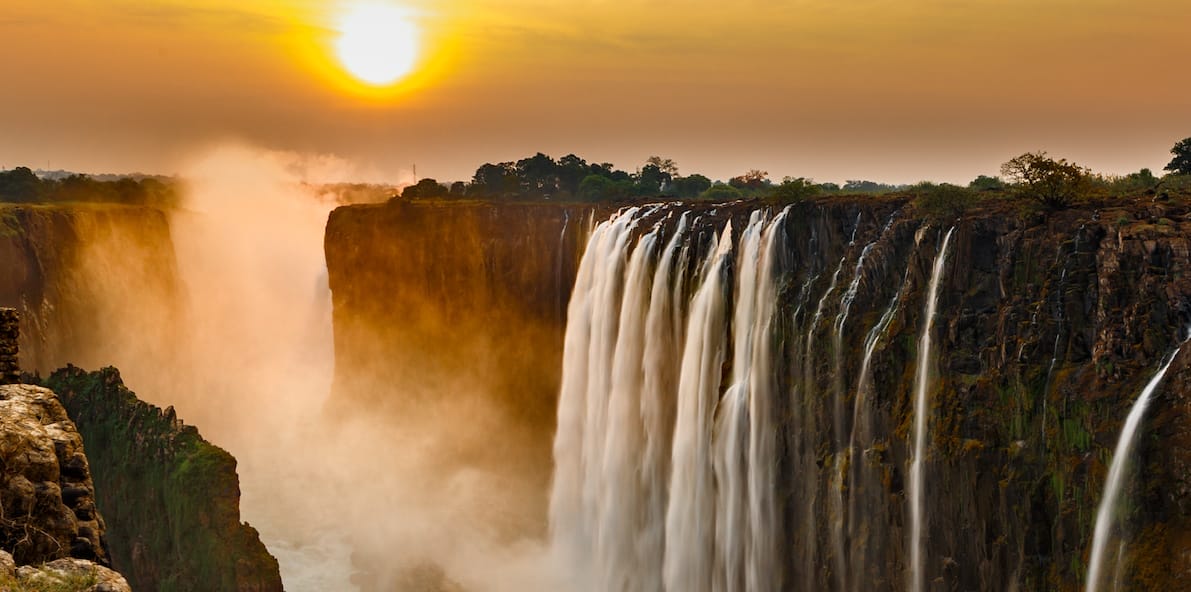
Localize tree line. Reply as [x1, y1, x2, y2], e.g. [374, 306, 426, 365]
[0, 167, 181, 208]
[401, 152, 915, 203]
[403, 137, 1191, 211]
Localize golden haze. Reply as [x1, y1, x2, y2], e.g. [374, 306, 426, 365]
[1, 0, 1189, 183]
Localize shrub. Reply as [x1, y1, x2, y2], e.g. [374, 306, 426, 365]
[913, 183, 976, 220]
[697, 183, 743, 202]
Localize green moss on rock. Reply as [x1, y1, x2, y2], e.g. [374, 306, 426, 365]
[38, 366, 281, 592]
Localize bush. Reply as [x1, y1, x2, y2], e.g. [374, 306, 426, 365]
[768, 177, 820, 202]
[969, 175, 1006, 192]
[697, 183, 743, 202]
[913, 183, 977, 220]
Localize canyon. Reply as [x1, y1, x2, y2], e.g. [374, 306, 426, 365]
[0, 189, 1189, 590]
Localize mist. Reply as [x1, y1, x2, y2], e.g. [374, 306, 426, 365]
[67, 143, 564, 591]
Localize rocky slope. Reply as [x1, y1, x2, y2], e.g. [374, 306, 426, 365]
[325, 193, 1191, 590]
[40, 366, 283, 592]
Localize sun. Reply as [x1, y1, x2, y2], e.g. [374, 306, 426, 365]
[335, 3, 420, 86]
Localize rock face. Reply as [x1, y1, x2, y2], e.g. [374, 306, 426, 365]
[39, 366, 283, 592]
[324, 199, 613, 536]
[0, 383, 109, 566]
[324, 200, 609, 423]
[1, 309, 17, 384]
[0, 204, 181, 377]
[324, 195, 1191, 591]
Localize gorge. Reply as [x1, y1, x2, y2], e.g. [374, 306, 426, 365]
[2, 184, 1190, 590]
[326, 194, 1191, 591]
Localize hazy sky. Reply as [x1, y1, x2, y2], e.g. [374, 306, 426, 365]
[2, 0, 1189, 185]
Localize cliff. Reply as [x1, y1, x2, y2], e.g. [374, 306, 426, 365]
[324, 200, 607, 420]
[324, 194, 1191, 590]
[0, 204, 182, 377]
[324, 199, 614, 521]
[39, 366, 283, 592]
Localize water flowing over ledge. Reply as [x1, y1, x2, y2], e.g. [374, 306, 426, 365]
[518, 198, 1191, 591]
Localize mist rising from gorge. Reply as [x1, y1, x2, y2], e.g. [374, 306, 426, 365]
[65, 143, 563, 590]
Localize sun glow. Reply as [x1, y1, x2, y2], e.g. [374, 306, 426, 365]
[335, 3, 420, 86]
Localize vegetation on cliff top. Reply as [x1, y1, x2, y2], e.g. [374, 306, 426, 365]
[0, 168, 181, 208]
[37, 366, 282, 592]
[396, 137, 1191, 211]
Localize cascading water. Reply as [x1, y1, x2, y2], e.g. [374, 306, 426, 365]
[846, 253, 916, 592]
[908, 226, 955, 592]
[1085, 341, 1185, 592]
[551, 207, 788, 592]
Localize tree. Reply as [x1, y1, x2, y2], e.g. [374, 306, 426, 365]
[470, 162, 519, 197]
[636, 164, 671, 195]
[671, 174, 712, 198]
[969, 175, 1005, 191]
[646, 156, 678, 177]
[770, 177, 820, 202]
[914, 183, 975, 220]
[590, 162, 631, 182]
[556, 154, 589, 196]
[0, 167, 43, 202]
[1166, 137, 1191, 175]
[843, 180, 897, 194]
[402, 178, 449, 199]
[516, 153, 559, 196]
[729, 170, 769, 190]
[1000, 151, 1091, 209]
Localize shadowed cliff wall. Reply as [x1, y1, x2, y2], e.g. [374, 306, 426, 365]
[0, 204, 182, 379]
[325, 200, 613, 487]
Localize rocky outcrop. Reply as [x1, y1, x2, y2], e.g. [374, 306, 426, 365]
[39, 366, 283, 592]
[0, 383, 109, 567]
[0, 551, 131, 592]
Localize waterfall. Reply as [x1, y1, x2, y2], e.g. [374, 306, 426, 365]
[638, 212, 690, 592]
[828, 239, 876, 591]
[1085, 344, 1183, 592]
[551, 207, 787, 592]
[746, 208, 787, 592]
[550, 208, 640, 582]
[599, 224, 660, 591]
[846, 242, 917, 592]
[713, 212, 765, 592]
[908, 226, 955, 592]
[664, 221, 733, 592]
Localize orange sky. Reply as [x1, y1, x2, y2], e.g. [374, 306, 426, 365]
[2, 0, 1189, 184]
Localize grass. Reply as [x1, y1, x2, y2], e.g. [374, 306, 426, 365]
[0, 565, 100, 592]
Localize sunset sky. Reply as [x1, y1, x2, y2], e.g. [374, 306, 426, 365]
[2, 0, 1189, 185]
